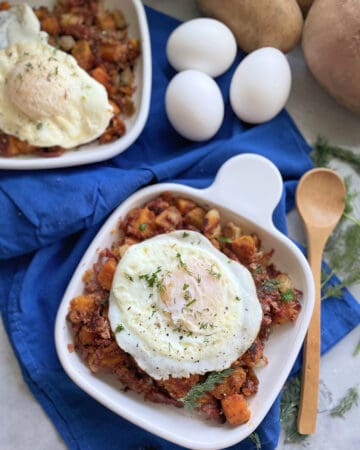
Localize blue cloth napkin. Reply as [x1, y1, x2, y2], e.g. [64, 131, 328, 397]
[1, 7, 360, 450]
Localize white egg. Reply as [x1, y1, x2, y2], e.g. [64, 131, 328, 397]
[109, 230, 262, 380]
[0, 4, 47, 49]
[230, 47, 292, 124]
[166, 18, 237, 78]
[165, 70, 224, 141]
[0, 41, 113, 148]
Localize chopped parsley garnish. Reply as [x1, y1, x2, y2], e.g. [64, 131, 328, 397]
[176, 252, 186, 269]
[217, 236, 233, 244]
[182, 231, 190, 238]
[115, 324, 124, 333]
[139, 223, 147, 231]
[185, 298, 197, 308]
[124, 273, 133, 282]
[36, 122, 43, 130]
[139, 266, 165, 293]
[235, 296, 241, 302]
[183, 283, 189, 291]
[261, 278, 279, 292]
[280, 289, 295, 302]
[208, 264, 221, 279]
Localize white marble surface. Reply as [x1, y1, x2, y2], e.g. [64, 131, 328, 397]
[1, 1, 359, 450]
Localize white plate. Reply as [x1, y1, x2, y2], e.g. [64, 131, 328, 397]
[0, 0, 151, 170]
[55, 154, 315, 450]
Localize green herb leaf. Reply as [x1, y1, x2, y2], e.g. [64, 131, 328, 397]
[183, 283, 189, 291]
[217, 236, 233, 244]
[180, 368, 234, 410]
[139, 223, 147, 231]
[185, 298, 197, 308]
[261, 278, 279, 293]
[248, 432, 262, 450]
[353, 339, 360, 357]
[36, 122, 43, 130]
[124, 273, 133, 282]
[280, 375, 308, 443]
[115, 324, 124, 333]
[208, 264, 221, 279]
[312, 137, 360, 174]
[330, 387, 359, 417]
[235, 296, 241, 302]
[280, 289, 295, 302]
[182, 231, 189, 238]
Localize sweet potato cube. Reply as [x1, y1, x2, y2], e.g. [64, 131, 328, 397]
[221, 393, 251, 425]
[71, 40, 94, 70]
[41, 16, 60, 35]
[68, 295, 97, 323]
[90, 66, 111, 91]
[97, 258, 118, 290]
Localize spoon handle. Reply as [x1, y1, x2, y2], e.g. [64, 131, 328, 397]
[297, 234, 324, 434]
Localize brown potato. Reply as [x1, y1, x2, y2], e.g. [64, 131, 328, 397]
[196, 0, 303, 53]
[302, 0, 360, 114]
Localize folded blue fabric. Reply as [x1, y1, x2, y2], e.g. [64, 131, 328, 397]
[1, 7, 360, 450]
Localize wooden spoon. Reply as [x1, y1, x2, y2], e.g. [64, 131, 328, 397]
[295, 168, 346, 434]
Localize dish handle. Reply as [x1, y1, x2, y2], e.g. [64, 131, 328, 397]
[202, 154, 283, 230]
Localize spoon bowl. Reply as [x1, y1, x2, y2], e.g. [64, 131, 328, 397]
[296, 168, 346, 435]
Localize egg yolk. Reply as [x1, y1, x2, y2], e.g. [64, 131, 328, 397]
[5, 55, 76, 120]
[160, 257, 224, 334]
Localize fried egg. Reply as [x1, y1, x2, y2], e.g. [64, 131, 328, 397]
[0, 3, 47, 49]
[109, 230, 262, 380]
[0, 4, 113, 148]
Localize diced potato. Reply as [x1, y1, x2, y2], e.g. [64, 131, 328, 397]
[96, 11, 117, 30]
[41, 16, 60, 35]
[68, 295, 97, 323]
[124, 207, 157, 239]
[90, 66, 111, 91]
[112, 9, 127, 29]
[230, 235, 256, 265]
[78, 326, 96, 345]
[71, 39, 94, 70]
[184, 206, 206, 230]
[223, 222, 242, 240]
[211, 367, 246, 399]
[202, 208, 221, 238]
[60, 13, 84, 27]
[174, 197, 197, 215]
[155, 206, 183, 231]
[99, 42, 127, 63]
[221, 393, 251, 425]
[97, 258, 118, 290]
[276, 273, 294, 293]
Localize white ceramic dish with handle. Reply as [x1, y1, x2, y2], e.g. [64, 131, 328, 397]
[0, 0, 151, 170]
[55, 154, 314, 450]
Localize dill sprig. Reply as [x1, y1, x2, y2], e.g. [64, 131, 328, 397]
[280, 375, 308, 443]
[180, 368, 234, 410]
[312, 137, 360, 173]
[330, 387, 359, 417]
[248, 432, 262, 449]
[354, 339, 360, 357]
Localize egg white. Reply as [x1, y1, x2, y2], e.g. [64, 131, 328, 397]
[0, 41, 113, 148]
[109, 230, 262, 380]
